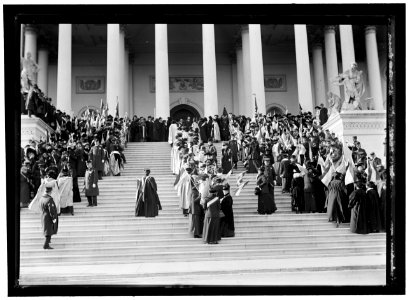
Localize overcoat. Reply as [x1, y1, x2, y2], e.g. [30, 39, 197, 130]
[84, 168, 99, 197]
[40, 193, 59, 236]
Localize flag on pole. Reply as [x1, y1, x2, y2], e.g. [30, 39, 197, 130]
[56, 120, 61, 134]
[100, 98, 104, 113]
[285, 106, 288, 115]
[101, 132, 105, 144]
[254, 94, 258, 113]
[115, 98, 119, 118]
[299, 103, 303, 112]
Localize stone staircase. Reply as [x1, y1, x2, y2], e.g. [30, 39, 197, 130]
[19, 142, 386, 285]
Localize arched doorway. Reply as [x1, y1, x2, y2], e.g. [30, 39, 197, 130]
[266, 104, 286, 115]
[170, 104, 201, 121]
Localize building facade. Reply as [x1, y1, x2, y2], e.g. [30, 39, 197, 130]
[21, 24, 388, 119]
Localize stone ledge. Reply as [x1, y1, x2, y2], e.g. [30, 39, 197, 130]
[21, 115, 54, 147]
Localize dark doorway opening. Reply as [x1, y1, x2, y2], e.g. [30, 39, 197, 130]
[170, 104, 201, 121]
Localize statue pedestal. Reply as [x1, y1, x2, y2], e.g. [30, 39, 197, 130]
[322, 110, 387, 163]
[21, 115, 54, 147]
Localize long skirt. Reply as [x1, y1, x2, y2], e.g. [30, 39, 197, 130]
[189, 214, 204, 237]
[304, 191, 316, 212]
[202, 216, 221, 243]
[220, 217, 235, 237]
[248, 159, 260, 173]
[257, 192, 277, 214]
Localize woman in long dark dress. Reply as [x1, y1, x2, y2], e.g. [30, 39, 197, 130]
[135, 179, 145, 216]
[366, 181, 382, 233]
[202, 186, 221, 244]
[219, 184, 235, 237]
[256, 167, 276, 214]
[325, 172, 348, 227]
[303, 169, 316, 213]
[291, 173, 304, 213]
[248, 140, 261, 173]
[348, 180, 368, 234]
[220, 142, 232, 174]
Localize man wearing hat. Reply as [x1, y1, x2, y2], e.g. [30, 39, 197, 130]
[190, 174, 206, 238]
[228, 133, 239, 169]
[140, 168, 162, 217]
[367, 152, 383, 183]
[39, 181, 59, 249]
[219, 183, 235, 238]
[84, 160, 99, 207]
[221, 141, 233, 174]
[20, 159, 34, 208]
[89, 135, 104, 180]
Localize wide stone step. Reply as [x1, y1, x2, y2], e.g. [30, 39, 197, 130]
[20, 216, 335, 229]
[21, 239, 386, 257]
[21, 233, 386, 249]
[20, 245, 386, 266]
[20, 227, 369, 244]
[20, 222, 351, 237]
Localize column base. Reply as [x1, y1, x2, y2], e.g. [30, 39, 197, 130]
[323, 110, 387, 163]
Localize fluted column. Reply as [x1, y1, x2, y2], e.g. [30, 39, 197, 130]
[37, 48, 49, 95]
[339, 25, 356, 72]
[123, 46, 129, 117]
[230, 54, 238, 115]
[365, 26, 384, 110]
[128, 53, 134, 117]
[118, 26, 126, 117]
[20, 24, 25, 58]
[312, 44, 327, 107]
[241, 25, 252, 117]
[236, 46, 246, 115]
[24, 25, 37, 62]
[249, 24, 266, 114]
[294, 24, 314, 113]
[56, 24, 72, 114]
[202, 24, 219, 117]
[324, 25, 340, 97]
[155, 24, 170, 119]
[107, 24, 121, 117]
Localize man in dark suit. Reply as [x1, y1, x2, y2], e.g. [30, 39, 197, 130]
[89, 136, 104, 180]
[319, 103, 328, 125]
[280, 154, 299, 193]
[146, 116, 154, 142]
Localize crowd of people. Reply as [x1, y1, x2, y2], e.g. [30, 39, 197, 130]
[168, 105, 387, 245]
[22, 89, 387, 248]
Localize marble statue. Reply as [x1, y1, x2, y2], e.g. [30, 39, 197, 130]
[21, 52, 40, 93]
[327, 91, 343, 117]
[332, 62, 365, 111]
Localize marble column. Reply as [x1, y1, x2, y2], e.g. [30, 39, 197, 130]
[312, 44, 327, 107]
[37, 48, 49, 95]
[324, 25, 340, 98]
[202, 24, 219, 117]
[249, 24, 266, 114]
[294, 24, 314, 113]
[56, 24, 72, 114]
[106, 24, 121, 117]
[241, 25, 252, 117]
[155, 24, 170, 119]
[365, 26, 384, 110]
[236, 46, 246, 115]
[128, 53, 134, 117]
[124, 46, 129, 117]
[20, 24, 25, 58]
[230, 54, 238, 115]
[118, 26, 126, 117]
[339, 25, 356, 72]
[24, 25, 37, 62]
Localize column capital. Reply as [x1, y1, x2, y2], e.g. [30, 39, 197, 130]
[312, 43, 323, 51]
[24, 24, 38, 34]
[120, 24, 127, 33]
[365, 26, 377, 35]
[324, 25, 336, 34]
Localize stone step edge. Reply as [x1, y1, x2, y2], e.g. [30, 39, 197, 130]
[19, 251, 386, 267]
